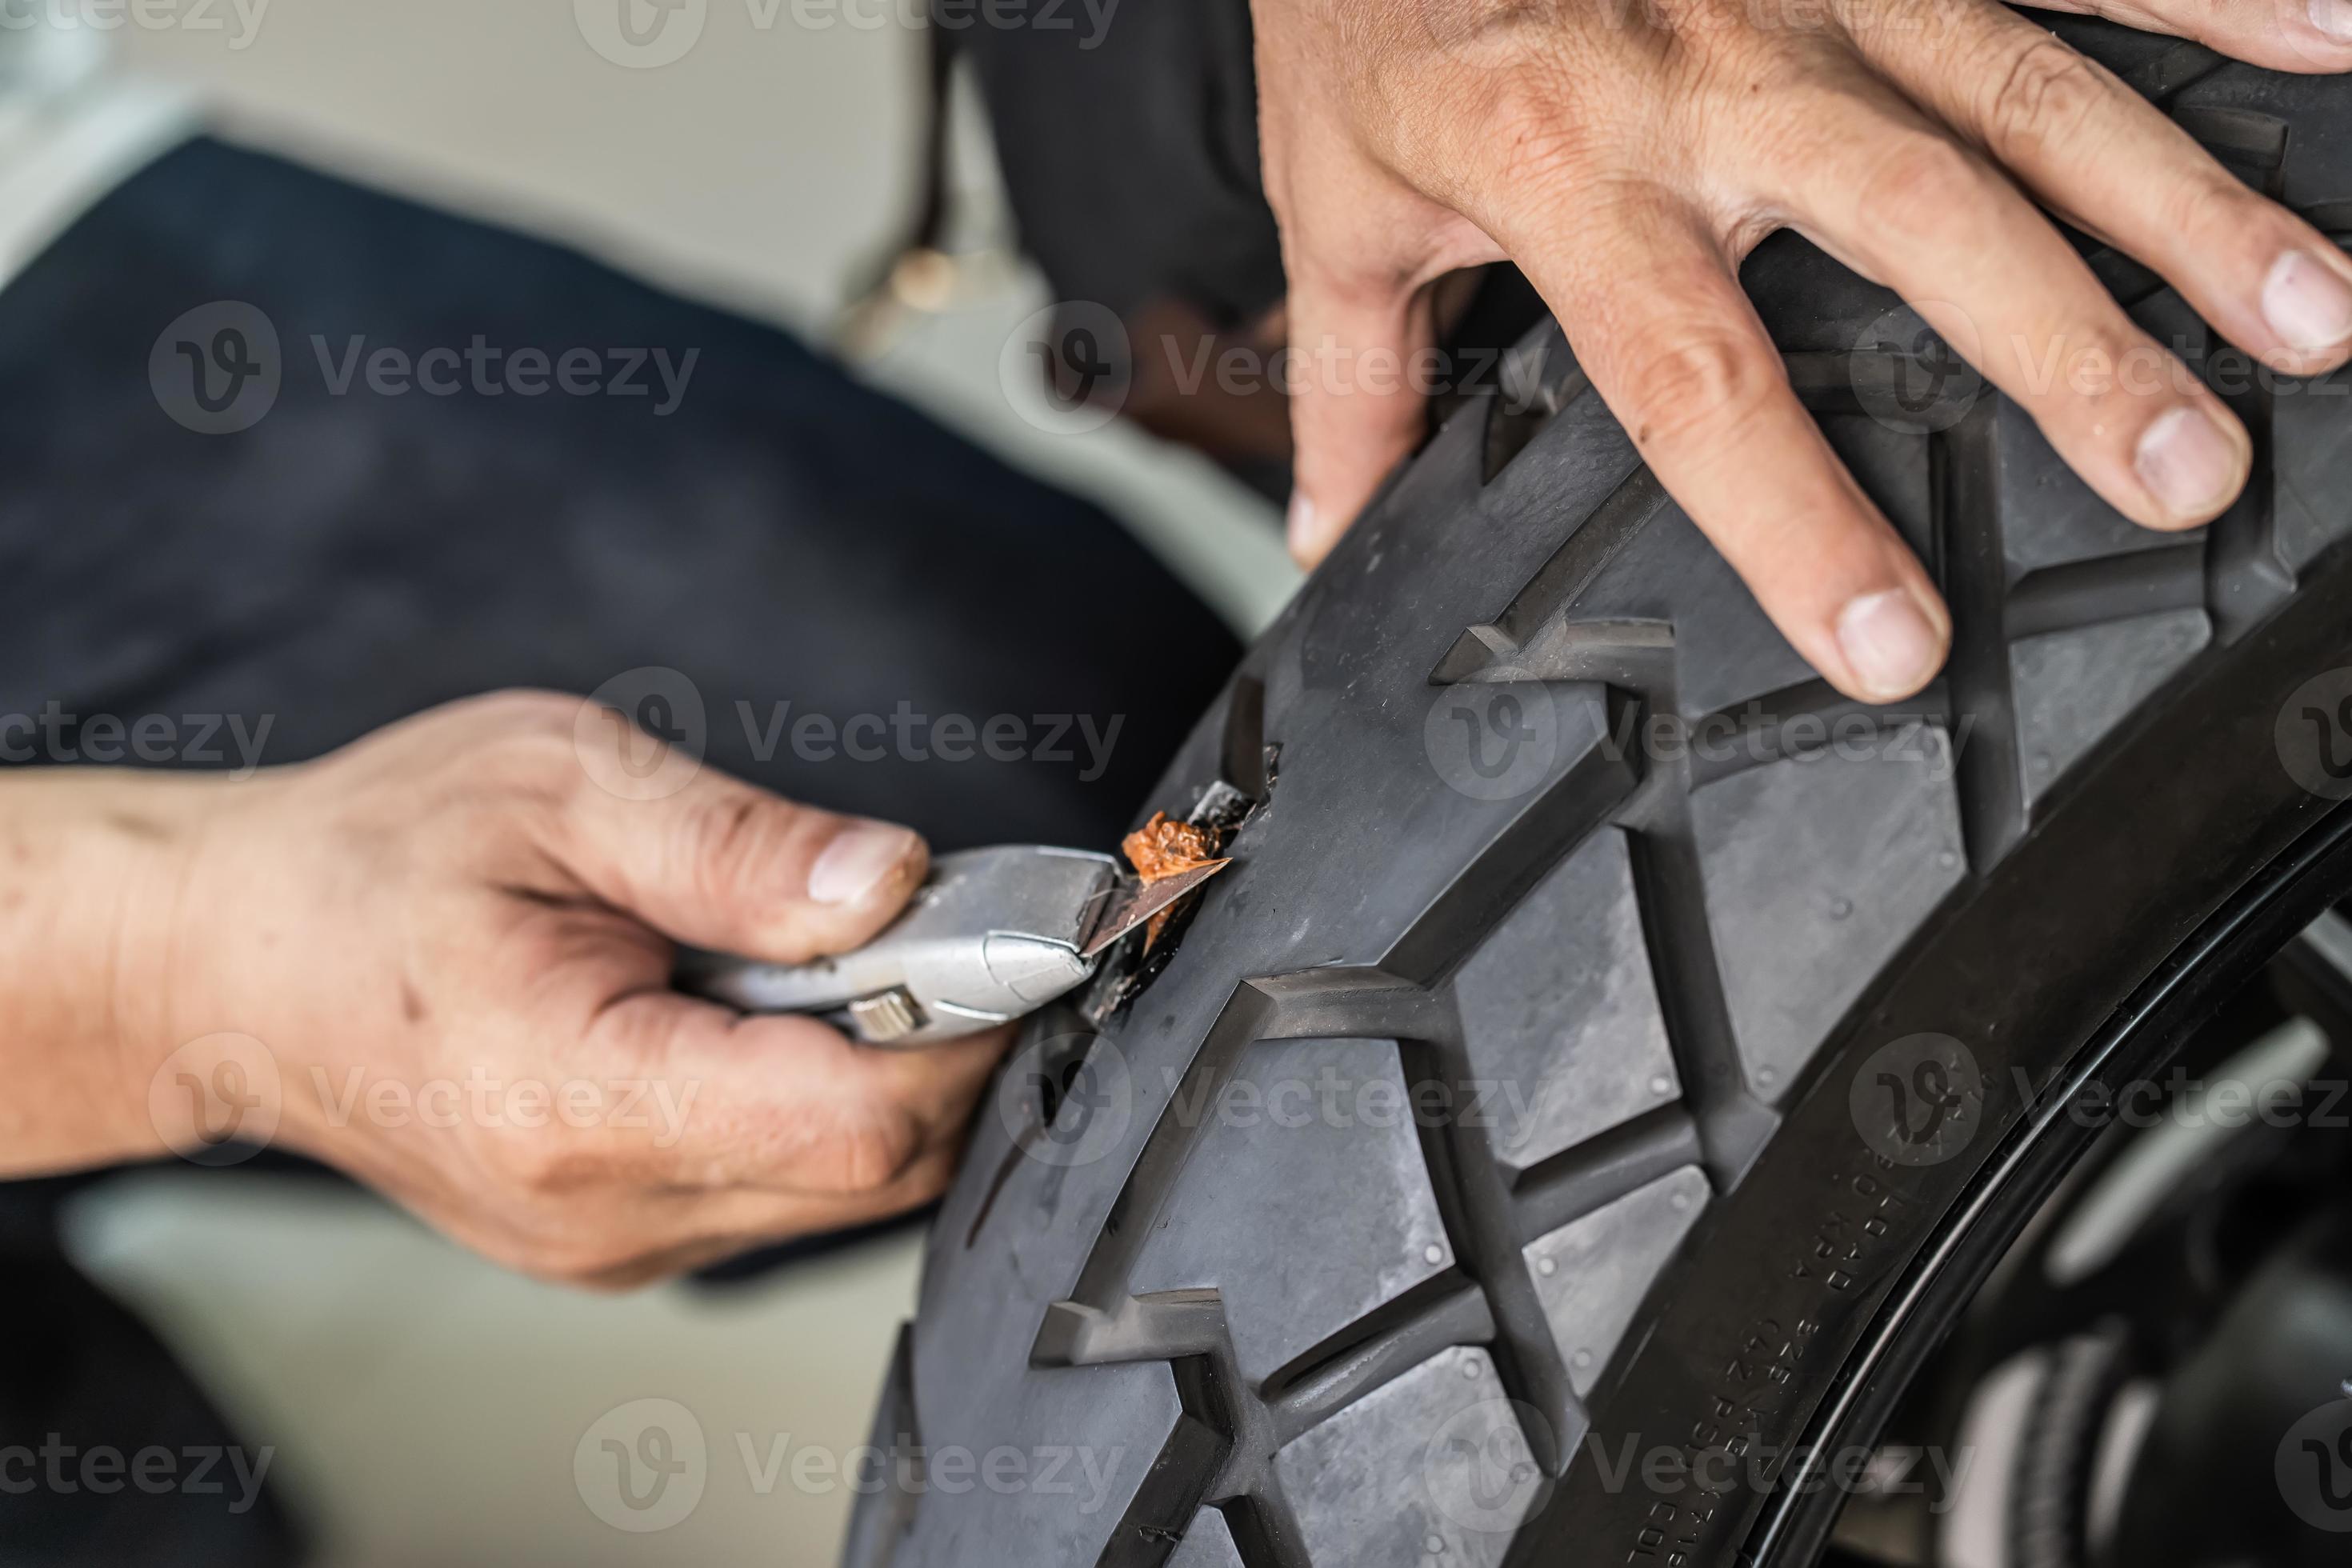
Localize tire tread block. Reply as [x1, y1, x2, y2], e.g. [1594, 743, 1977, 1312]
[895, 1361, 1185, 1568]
[1274, 1346, 1536, 1568]
[2010, 607, 2211, 812]
[1165, 1506, 1246, 1568]
[1522, 1166, 1712, 1397]
[1126, 1036, 1454, 1389]
[1454, 826, 1681, 1173]
[1993, 401, 2196, 579]
[1690, 734, 1967, 1099]
[2269, 365, 2352, 574]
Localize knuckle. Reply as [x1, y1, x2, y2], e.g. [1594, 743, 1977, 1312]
[468, 689, 576, 730]
[1854, 133, 1990, 246]
[2161, 170, 2261, 249]
[459, 698, 595, 803]
[2076, 323, 2186, 406]
[494, 1133, 608, 1200]
[1614, 328, 1782, 451]
[818, 1108, 924, 1194]
[446, 691, 582, 773]
[679, 787, 806, 921]
[1978, 35, 2107, 158]
[1477, 61, 1596, 190]
[899, 1150, 956, 1206]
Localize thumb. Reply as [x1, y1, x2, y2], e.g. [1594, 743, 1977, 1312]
[558, 761, 927, 966]
[1282, 262, 1439, 568]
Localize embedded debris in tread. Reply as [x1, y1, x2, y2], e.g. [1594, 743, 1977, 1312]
[1124, 812, 1221, 883]
[1122, 812, 1226, 948]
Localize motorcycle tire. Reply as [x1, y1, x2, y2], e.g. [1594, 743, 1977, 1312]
[844, 18, 2352, 1566]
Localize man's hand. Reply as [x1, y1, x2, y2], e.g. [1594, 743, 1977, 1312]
[0, 694, 1008, 1287]
[1256, 0, 2352, 700]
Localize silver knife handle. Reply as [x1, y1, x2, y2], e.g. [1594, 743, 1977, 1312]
[676, 845, 1118, 1046]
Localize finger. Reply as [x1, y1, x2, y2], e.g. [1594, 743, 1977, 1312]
[2006, 0, 2352, 75]
[558, 755, 926, 966]
[1859, 6, 2352, 373]
[585, 993, 1011, 1194]
[1281, 256, 1443, 567]
[1498, 191, 1949, 702]
[1761, 98, 2250, 530]
[567, 1143, 968, 1290]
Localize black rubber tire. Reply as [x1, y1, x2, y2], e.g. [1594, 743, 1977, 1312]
[846, 20, 2352, 1567]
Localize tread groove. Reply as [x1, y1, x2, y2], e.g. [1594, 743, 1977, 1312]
[1382, 688, 1642, 984]
[2004, 544, 2207, 640]
[1682, 678, 1956, 790]
[1479, 469, 1672, 650]
[1939, 403, 2026, 866]
[1262, 1277, 1496, 1442]
[1093, 1388, 1228, 1568]
[1508, 1102, 1706, 1238]
[1398, 1030, 1584, 1478]
[1615, 682, 1783, 1186]
[1062, 983, 1281, 1310]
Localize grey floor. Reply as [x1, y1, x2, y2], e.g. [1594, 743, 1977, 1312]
[11, 6, 1297, 1564]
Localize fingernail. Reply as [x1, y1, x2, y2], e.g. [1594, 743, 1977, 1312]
[2263, 250, 2352, 351]
[808, 824, 916, 906]
[2134, 404, 2244, 522]
[1836, 589, 1944, 701]
[2310, 0, 2352, 42]
[1286, 490, 1318, 552]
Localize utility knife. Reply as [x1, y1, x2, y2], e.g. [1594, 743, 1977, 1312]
[675, 843, 1228, 1046]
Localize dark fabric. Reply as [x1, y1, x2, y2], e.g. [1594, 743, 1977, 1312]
[0, 137, 1238, 838]
[0, 1213, 302, 1568]
[950, 0, 1284, 327]
[0, 137, 1242, 1565]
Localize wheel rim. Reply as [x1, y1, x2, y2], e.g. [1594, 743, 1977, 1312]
[1748, 800, 2352, 1566]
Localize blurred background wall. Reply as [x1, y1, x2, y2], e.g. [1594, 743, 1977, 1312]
[3, 6, 1294, 1563]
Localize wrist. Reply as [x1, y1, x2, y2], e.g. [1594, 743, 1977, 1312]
[0, 769, 231, 1173]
